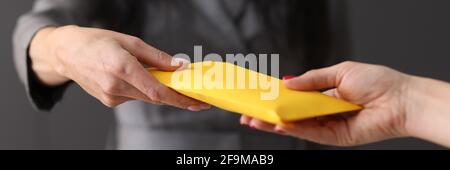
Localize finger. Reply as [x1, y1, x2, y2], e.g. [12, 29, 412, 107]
[98, 69, 163, 105]
[280, 118, 352, 146]
[73, 77, 131, 107]
[155, 84, 211, 111]
[104, 50, 202, 108]
[283, 62, 352, 91]
[119, 35, 183, 71]
[101, 95, 132, 108]
[112, 54, 208, 110]
[281, 119, 334, 143]
[240, 115, 252, 125]
[115, 80, 163, 105]
[249, 118, 277, 133]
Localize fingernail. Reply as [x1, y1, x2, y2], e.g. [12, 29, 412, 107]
[282, 75, 296, 80]
[240, 117, 247, 125]
[275, 126, 286, 134]
[172, 58, 190, 68]
[275, 129, 286, 134]
[187, 104, 211, 112]
[200, 104, 211, 110]
[187, 105, 202, 112]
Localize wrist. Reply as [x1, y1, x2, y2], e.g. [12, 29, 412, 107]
[404, 75, 450, 146]
[403, 75, 426, 137]
[29, 26, 70, 85]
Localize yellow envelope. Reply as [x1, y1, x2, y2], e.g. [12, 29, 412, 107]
[147, 61, 361, 125]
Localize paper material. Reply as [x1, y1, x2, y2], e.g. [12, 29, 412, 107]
[148, 61, 361, 125]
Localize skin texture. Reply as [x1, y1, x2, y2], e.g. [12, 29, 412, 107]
[29, 25, 210, 111]
[29, 26, 450, 147]
[241, 61, 450, 147]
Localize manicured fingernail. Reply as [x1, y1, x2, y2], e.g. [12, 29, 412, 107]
[282, 75, 296, 80]
[275, 129, 286, 134]
[240, 117, 247, 125]
[188, 105, 202, 112]
[188, 104, 211, 111]
[172, 58, 190, 68]
[275, 126, 286, 134]
[200, 104, 211, 110]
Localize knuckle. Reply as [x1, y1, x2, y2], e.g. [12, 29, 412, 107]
[101, 80, 121, 95]
[145, 86, 161, 103]
[101, 95, 119, 108]
[154, 51, 167, 66]
[53, 65, 67, 76]
[340, 61, 357, 67]
[157, 51, 166, 61]
[306, 69, 319, 75]
[129, 36, 145, 47]
[156, 51, 171, 65]
[156, 51, 164, 61]
[107, 59, 132, 77]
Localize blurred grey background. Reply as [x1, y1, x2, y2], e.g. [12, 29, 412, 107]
[0, 0, 448, 149]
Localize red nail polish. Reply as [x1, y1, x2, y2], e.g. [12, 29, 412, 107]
[282, 75, 296, 80]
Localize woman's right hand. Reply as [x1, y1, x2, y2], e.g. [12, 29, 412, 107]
[29, 25, 210, 111]
[241, 61, 450, 147]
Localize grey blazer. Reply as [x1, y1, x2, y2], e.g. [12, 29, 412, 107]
[13, 0, 350, 149]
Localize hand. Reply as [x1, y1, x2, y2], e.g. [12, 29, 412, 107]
[30, 25, 209, 111]
[241, 61, 414, 146]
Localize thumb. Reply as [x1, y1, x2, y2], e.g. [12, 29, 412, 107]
[120, 36, 184, 71]
[284, 63, 346, 91]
